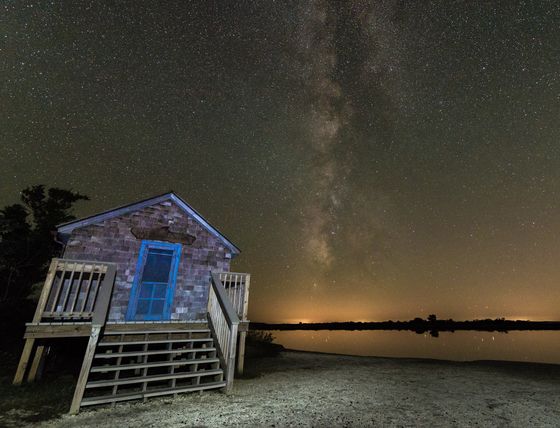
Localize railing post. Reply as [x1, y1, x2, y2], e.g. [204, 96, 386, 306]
[32, 259, 59, 323]
[242, 274, 250, 321]
[91, 264, 117, 326]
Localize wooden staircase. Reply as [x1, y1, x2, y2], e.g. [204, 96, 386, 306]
[14, 260, 248, 414]
[78, 325, 226, 409]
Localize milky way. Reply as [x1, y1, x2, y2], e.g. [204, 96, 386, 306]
[293, 1, 403, 271]
[295, 1, 349, 267]
[2, 1, 560, 322]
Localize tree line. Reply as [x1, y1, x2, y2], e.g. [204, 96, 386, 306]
[0, 185, 88, 303]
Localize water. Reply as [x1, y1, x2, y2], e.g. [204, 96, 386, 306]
[272, 330, 560, 365]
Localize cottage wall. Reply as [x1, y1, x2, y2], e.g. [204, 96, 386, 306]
[62, 200, 232, 321]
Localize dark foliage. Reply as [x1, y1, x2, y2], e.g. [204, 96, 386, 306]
[247, 330, 275, 345]
[245, 330, 284, 359]
[0, 185, 88, 303]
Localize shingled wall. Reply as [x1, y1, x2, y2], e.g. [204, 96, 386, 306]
[62, 200, 232, 321]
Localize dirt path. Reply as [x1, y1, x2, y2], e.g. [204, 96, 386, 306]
[38, 351, 560, 427]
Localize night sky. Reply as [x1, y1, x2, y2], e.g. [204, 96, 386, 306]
[3, 1, 560, 323]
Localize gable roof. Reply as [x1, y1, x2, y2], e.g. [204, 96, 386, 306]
[56, 192, 241, 255]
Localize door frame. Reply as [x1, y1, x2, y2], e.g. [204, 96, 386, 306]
[126, 240, 182, 321]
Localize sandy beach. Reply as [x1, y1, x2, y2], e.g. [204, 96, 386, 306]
[31, 350, 560, 427]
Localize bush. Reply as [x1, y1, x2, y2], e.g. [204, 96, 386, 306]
[245, 330, 283, 358]
[246, 330, 275, 345]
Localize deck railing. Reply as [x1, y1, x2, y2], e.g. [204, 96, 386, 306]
[218, 272, 250, 321]
[33, 259, 117, 325]
[207, 272, 240, 392]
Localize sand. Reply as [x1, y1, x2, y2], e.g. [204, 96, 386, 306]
[37, 351, 560, 427]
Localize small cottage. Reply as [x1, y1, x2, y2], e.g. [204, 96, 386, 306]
[13, 192, 250, 413]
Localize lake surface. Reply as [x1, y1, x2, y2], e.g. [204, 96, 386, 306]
[272, 330, 560, 364]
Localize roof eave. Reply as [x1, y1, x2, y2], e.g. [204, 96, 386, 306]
[56, 192, 241, 255]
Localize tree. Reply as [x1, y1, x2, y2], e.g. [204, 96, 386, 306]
[427, 314, 437, 323]
[0, 185, 88, 301]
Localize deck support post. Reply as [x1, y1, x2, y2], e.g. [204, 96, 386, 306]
[13, 338, 36, 385]
[69, 325, 101, 414]
[28, 345, 47, 382]
[236, 331, 246, 375]
[225, 323, 238, 394]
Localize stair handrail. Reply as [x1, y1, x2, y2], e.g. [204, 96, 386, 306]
[208, 271, 240, 392]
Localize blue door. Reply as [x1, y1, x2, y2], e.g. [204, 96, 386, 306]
[126, 240, 181, 321]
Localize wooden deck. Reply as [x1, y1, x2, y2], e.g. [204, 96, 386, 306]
[22, 321, 245, 339]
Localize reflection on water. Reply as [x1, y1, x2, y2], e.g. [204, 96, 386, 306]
[272, 330, 560, 364]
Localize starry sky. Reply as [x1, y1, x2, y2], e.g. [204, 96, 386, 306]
[2, 1, 560, 323]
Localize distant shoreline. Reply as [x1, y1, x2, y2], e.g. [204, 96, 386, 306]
[250, 319, 560, 334]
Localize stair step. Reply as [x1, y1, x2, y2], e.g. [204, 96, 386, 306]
[98, 338, 214, 346]
[80, 381, 227, 407]
[94, 347, 216, 359]
[103, 328, 211, 336]
[91, 358, 220, 372]
[86, 368, 223, 388]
